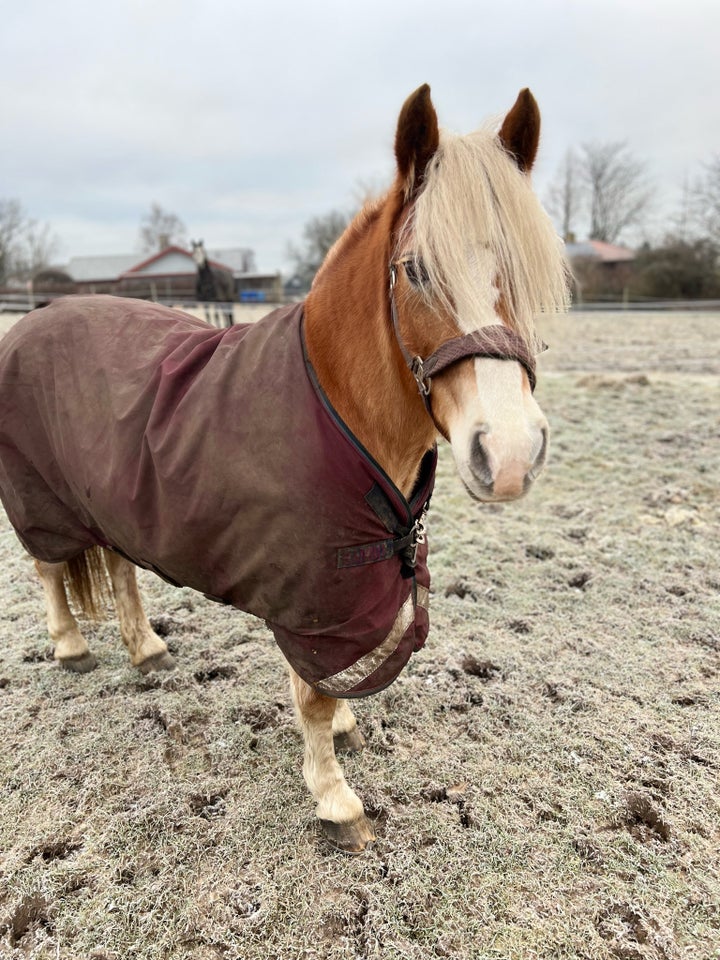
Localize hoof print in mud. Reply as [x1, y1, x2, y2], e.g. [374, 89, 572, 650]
[622, 792, 672, 843]
[4, 893, 53, 949]
[461, 656, 500, 680]
[193, 663, 236, 683]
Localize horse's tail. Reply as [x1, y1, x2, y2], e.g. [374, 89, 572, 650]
[65, 547, 112, 621]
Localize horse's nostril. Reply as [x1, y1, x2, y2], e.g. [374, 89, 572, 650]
[531, 426, 549, 476]
[470, 430, 494, 488]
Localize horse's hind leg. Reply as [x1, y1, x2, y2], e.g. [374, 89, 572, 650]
[103, 550, 175, 674]
[289, 668, 375, 854]
[35, 559, 97, 673]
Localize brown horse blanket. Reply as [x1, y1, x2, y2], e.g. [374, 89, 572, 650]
[0, 296, 435, 697]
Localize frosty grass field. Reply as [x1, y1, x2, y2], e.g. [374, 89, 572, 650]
[0, 308, 718, 959]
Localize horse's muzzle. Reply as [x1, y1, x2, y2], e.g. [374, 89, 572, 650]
[466, 424, 548, 501]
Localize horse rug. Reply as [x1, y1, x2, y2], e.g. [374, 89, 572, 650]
[0, 297, 435, 697]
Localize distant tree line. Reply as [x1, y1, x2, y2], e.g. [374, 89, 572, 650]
[546, 143, 720, 301]
[0, 199, 58, 285]
[4, 145, 720, 304]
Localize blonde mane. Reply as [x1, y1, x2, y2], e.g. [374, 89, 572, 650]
[397, 124, 570, 349]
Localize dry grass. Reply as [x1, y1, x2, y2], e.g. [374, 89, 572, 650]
[0, 311, 718, 959]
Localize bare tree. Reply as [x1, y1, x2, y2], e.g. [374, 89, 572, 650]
[138, 203, 186, 254]
[690, 154, 720, 245]
[0, 199, 58, 284]
[546, 149, 583, 242]
[580, 141, 651, 243]
[0, 199, 24, 284]
[287, 209, 351, 288]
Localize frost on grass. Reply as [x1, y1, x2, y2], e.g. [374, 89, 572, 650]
[0, 311, 719, 959]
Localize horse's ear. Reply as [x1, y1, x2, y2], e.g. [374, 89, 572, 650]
[498, 88, 540, 173]
[395, 84, 440, 200]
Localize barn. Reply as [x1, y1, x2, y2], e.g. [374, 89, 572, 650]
[565, 239, 636, 303]
[65, 246, 283, 303]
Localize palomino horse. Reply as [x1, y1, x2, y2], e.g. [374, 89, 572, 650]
[0, 85, 568, 853]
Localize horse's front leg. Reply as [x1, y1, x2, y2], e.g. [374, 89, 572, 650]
[103, 550, 175, 674]
[289, 668, 375, 853]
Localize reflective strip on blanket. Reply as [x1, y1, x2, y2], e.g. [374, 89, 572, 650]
[316, 585, 430, 695]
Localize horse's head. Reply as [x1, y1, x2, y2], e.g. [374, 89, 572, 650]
[390, 86, 569, 502]
[191, 240, 207, 268]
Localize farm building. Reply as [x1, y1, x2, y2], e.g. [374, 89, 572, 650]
[64, 246, 283, 303]
[565, 239, 635, 302]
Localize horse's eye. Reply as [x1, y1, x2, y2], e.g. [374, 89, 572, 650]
[404, 259, 429, 288]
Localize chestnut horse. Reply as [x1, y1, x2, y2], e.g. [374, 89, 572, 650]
[0, 85, 568, 853]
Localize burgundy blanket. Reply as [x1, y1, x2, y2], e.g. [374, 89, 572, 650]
[0, 297, 435, 697]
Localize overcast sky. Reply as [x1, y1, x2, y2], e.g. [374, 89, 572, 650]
[2, 0, 718, 273]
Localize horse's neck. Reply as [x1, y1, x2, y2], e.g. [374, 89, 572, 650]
[304, 251, 435, 500]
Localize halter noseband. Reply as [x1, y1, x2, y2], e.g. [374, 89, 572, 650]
[389, 260, 542, 441]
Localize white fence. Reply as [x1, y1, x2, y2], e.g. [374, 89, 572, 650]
[0, 293, 283, 329]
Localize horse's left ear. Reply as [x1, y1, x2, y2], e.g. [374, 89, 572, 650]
[395, 84, 440, 200]
[498, 88, 541, 173]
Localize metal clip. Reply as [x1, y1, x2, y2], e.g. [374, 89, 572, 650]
[410, 356, 431, 396]
[405, 508, 428, 568]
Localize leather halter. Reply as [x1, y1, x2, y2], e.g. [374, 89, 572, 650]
[389, 259, 542, 441]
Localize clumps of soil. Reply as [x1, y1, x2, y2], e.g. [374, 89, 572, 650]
[525, 544, 555, 560]
[688, 631, 719, 652]
[188, 791, 227, 820]
[565, 527, 588, 542]
[596, 901, 673, 960]
[621, 792, 672, 843]
[230, 703, 285, 732]
[572, 829, 604, 865]
[542, 681, 564, 703]
[420, 781, 476, 828]
[193, 664, 237, 683]
[138, 705, 185, 743]
[671, 692, 709, 708]
[149, 614, 187, 637]
[1, 892, 54, 948]
[27, 836, 82, 863]
[460, 656, 500, 680]
[577, 373, 651, 389]
[21, 647, 53, 664]
[444, 578, 478, 600]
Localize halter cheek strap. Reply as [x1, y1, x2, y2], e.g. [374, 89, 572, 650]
[389, 262, 543, 441]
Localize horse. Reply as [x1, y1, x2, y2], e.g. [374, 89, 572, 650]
[191, 239, 235, 326]
[0, 85, 568, 853]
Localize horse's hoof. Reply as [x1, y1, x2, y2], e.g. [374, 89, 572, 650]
[320, 815, 376, 854]
[58, 652, 97, 674]
[137, 651, 176, 675]
[333, 727, 366, 753]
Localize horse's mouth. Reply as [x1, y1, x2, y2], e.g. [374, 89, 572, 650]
[460, 475, 531, 504]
